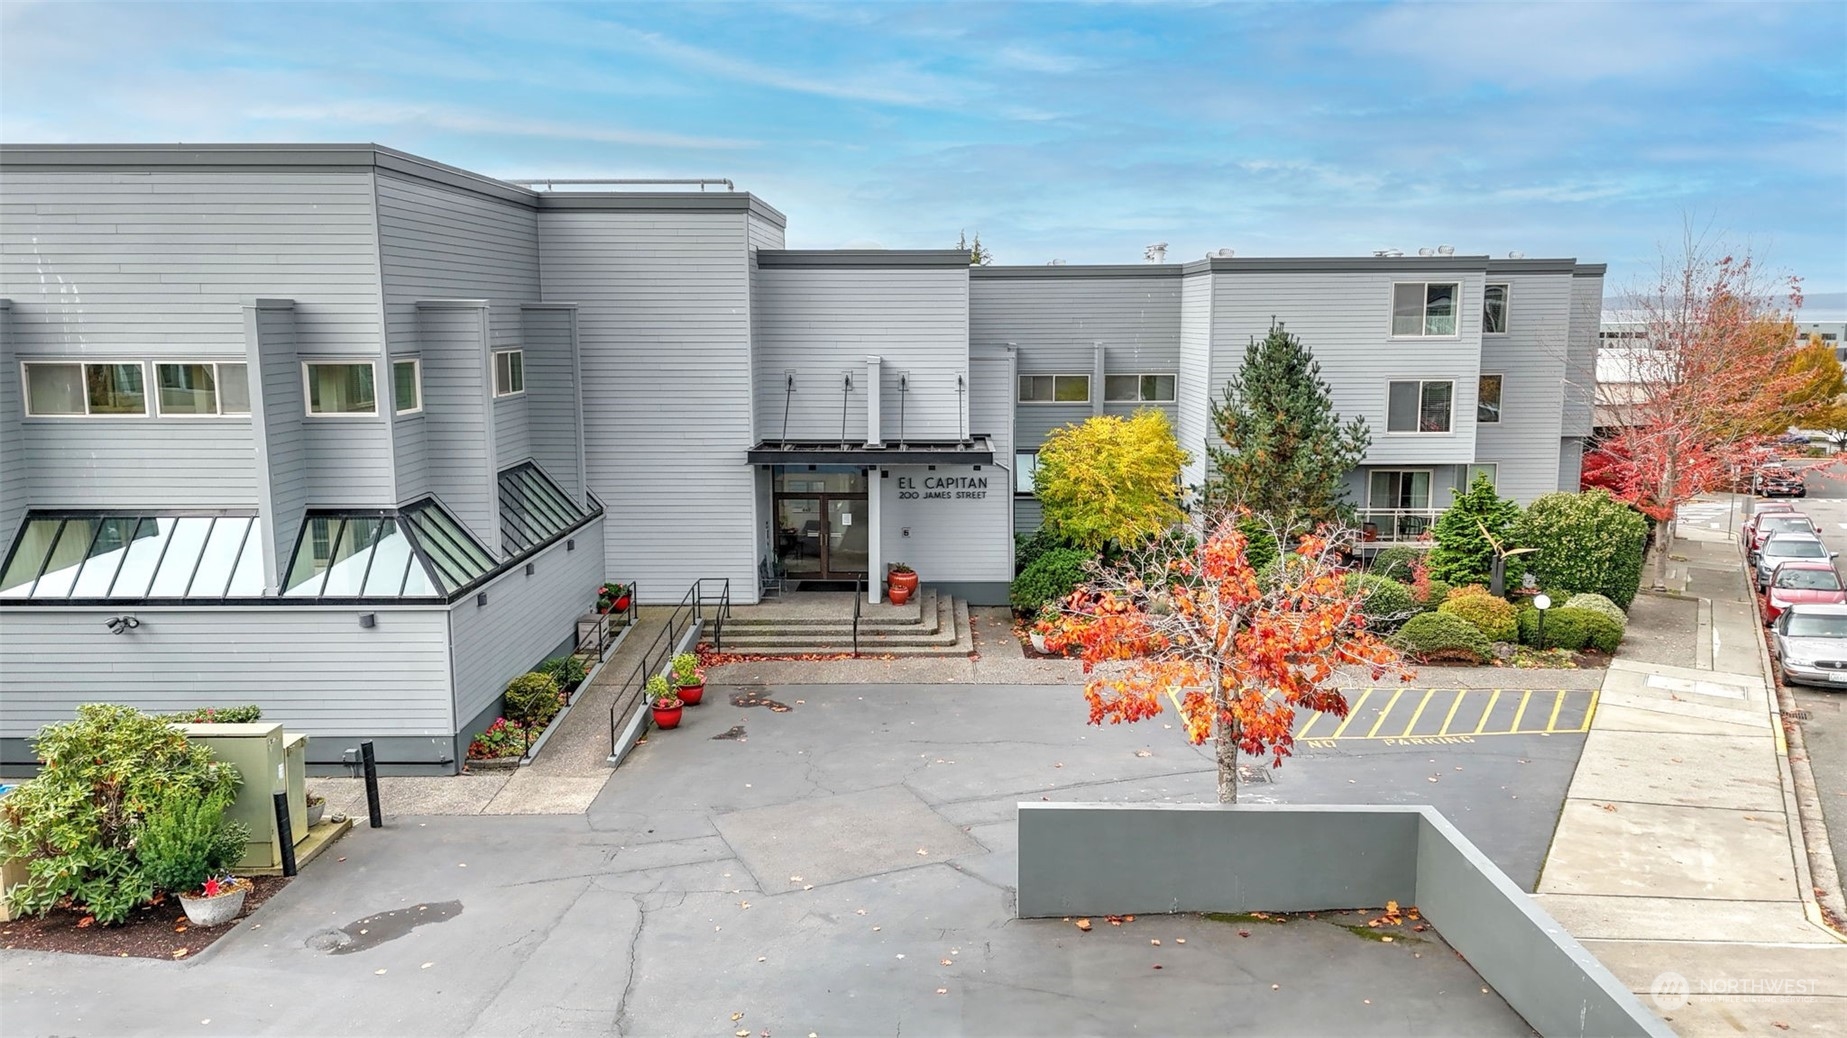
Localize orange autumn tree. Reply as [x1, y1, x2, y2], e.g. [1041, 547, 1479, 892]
[1046, 516, 1411, 803]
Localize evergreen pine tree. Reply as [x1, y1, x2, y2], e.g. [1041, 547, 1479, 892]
[1427, 471, 1522, 587]
[1206, 323, 1370, 530]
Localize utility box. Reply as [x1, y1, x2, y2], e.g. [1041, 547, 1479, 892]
[283, 733, 309, 845]
[176, 722, 303, 870]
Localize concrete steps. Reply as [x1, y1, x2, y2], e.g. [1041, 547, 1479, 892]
[713, 591, 973, 657]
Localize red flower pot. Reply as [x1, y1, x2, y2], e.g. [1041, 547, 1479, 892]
[888, 584, 913, 605]
[676, 682, 705, 705]
[652, 704, 683, 729]
[613, 595, 631, 613]
[888, 569, 919, 594]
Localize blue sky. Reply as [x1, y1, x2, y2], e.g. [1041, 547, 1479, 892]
[4, 1, 1843, 299]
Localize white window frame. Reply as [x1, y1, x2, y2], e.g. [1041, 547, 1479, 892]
[1368, 469, 1435, 510]
[1389, 282, 1463, 338]
[20, 360, 150, 419]
[392, 358, 423, 416]
[1018, 373, 1090, 405]
[1477, 373, 1503, 425]
[301, 360, 380, 418]
[1385, 379, 1456, 434]
[1482, 283, 1510, 335]
[1103, 373, 1178, 403]
[152, 360, 250, 418]
[493, 349, 525, 398]
[1015, 450, 1039, 495]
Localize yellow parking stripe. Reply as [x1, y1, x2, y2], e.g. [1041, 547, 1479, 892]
[1577, 687, 1600, 733]
[1509, 691, 1533, 734]
[1297, 709, 1324, 739]
[1398, 688, 1437, 738]
[1545, 689, 1566, 733]
[1437, 688, 1468, 737]
[1366, 688, 1407, 738]
[1328, 688, 1375, 739]
[1472, 690, 1502, 735]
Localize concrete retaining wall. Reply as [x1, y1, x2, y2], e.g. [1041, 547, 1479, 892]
[1018, 802, 1672, 1038]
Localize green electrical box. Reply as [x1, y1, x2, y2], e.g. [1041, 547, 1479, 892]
[176, 722, 306, 870]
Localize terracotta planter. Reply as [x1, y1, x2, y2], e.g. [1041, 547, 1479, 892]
[676, 682, 705, 705]
[652, 704, 683, 729]
[179, 878, 251, 928]
[888, 584, 913, 605]
[888, 569, 919, 594]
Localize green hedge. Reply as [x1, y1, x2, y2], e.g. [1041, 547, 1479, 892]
[1370, 545, 1427, 582]
[1512, 490, 1647, 609]
[1010, 547, 1092, 614]
[1416, 578, 1453, 613]
[1344, 574, 1419, 632]
[1392, 612, 1495, 664]
[504, 672, 563, 728]
[159, 705, 263, 724]
[1438, 587, 1518, 642]
[536, 655, 588, 691]
[1563, 592, 1627, 626]
[1515, 605, 1604, 650]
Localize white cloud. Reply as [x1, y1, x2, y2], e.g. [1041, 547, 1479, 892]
[249, 102, 758, 150]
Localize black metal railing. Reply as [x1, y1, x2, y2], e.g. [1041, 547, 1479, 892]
[607, 577, 731, 758]
[574, 581, 639, 664]
[852, 574, 865, 658]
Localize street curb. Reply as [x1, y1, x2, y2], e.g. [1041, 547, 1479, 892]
[1720, 524, 1847, 939]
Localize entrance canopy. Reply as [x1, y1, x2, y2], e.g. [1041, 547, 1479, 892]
[747, 437, 994, 467]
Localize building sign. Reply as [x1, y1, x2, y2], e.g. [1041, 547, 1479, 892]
[896, 475, 989, 501]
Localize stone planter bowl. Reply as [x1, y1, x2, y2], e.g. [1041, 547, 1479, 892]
[179, 879, 250, 928]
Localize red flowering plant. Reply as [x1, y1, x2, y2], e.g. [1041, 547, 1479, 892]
[467, 718, 529, 760]
[1041, 513, 1413, 802]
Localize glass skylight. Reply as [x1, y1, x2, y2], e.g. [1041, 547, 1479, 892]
[0, 514, 262, 602]
[498, 462, 588, 556]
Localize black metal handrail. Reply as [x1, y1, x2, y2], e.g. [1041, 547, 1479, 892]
[607, 577, 730, 758]
[852, 574, 865, 658]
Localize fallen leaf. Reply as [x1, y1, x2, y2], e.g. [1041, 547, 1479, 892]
[1602, 803, 1618, 812]
[174, 924, 187, 933]
[1773, 1023, 1791, 1031]
[337, 856, 346, 862]
[1238, 929, 1251, 938]
[758, 956, 766, 962]
[1175, 938, 1185, 944]
[737, 1031, 750, 1037]
[1152, 964, 1163, 970]
[1054, 763, 1064, 768]
[873, 926, 881, 931]
[941, 958, 953, 965]
[1272, 984, 1280, 990]
[790, 875, 803, 883]
[855, 908, 867, 916]
[375, 968, 386, 975]
[936, 988, 948, 995]
[1381, 936, 1394, 943]
[1364, 999, 1372, 1005]
[172, 948, 189, 958]
[803, 885, 813, 890]
[1134, 749, 1152, 758]
[421, 962, 434, 969]
[1150, 939, 1161, 946]
[732, 1012, 744, 1022]
[739, 901, 751, 910]
[77, 916, 94, 929]
[916, 848, 928, 856]
[1076, 918, 1092, 931]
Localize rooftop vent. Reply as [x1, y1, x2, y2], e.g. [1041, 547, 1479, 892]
[1047, 259, 1066, 266]
[1144, 242, 1169, 264]
[1507, 251, 1526, 259]
[1373, 248, 1404, 258]
[1437, 244, 1456, 256]
[1417, 248, 1436, 257]
[1212, 248, 1235, 258]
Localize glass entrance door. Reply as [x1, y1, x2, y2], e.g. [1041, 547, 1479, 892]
[772, 466, 871, 583]
[826, 497, 868, 577]
[775, 496, 824, 579]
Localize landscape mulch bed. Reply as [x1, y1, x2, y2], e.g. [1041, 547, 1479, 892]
[2, 876, 290, 960]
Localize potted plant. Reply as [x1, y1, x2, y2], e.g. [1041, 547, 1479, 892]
[1029, 604, 1057, 654]
[180, 874, 254, 927]
[670, 652, 706, 705]
[602, 582, 633, 614]
[305, 791, 326, 827]
[887, 563, 918, 605]
[137, 788, 251, 928]
[647, 675, 683, 730]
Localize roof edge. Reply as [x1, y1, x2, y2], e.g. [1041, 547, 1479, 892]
[756, 249, 971, 269]
[974, 264, 1182, 279]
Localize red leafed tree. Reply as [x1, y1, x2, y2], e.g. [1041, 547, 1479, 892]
[1589, 239, 1806, 590]
[1044, 517, 1411, 803]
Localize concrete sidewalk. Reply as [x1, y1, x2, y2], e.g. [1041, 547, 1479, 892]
[1534, 504, 1847, 1035]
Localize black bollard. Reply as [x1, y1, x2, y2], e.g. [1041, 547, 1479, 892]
[272, 791, 298, 877]
[361, 740, 383, 829]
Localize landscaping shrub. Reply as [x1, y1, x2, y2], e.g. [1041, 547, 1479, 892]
[1516, 605, 1592, 651]
[1236, 516, 1282, 576]
[503, 672, 563, 728]
[137, 788, 248, 897]
[0, 703, 240, 924]
[1563, 592, 1627, 628]
[1438, 585, 1519, 642]
[1343, 574, 1419, 632]
[1014, 528, 1075, 575]
[1512, 490, 1648, 609]
[1009, 547, 1091, 614]
[1392, 612, 1495, 665]
[1414, 578, 1452, 613]
[468, 718, 530, 760]
[1579, 611, 1626, 653]
[1370, 546, 1426, 582]
[1427, 472, 1522, 587]
[536, 655, 588, 692]
[159, 705, 263, 724]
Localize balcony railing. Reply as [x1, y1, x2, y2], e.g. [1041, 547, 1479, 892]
[1357, 508, 1440, 545]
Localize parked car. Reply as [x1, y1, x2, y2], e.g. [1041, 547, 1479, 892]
[1754, 532, 1834, 591]
[1749, 512, 1820, 562]
[1762, 561, 1847, 626]
[1754, 463, 1807, 498]
[1740, 501, 1801, 553]
[1770, 604, 1847, 688]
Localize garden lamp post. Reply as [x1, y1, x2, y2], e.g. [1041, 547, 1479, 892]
[1533, 593, 1551, 648]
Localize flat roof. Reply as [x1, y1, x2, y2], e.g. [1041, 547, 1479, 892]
[976, 255, 1591, 277]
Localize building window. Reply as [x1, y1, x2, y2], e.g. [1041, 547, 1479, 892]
[1369, 470, 1432, 510]
[1477, 374, 1503, 424]
[1018, 374, 1090, 404]
[304, 362, 378, 416]
[21, 361, 147, 417]
[1104, 374, 1177, 403]
[1015, 451, 1039, 494]
[1391, 283, 1460, 337]
[393, 359, 422, 415]
[494, 349, 525, 397]
[155, 362, 249, 416]
[1465, 463, 1498, 489]
[1483, 284, 1509, 334]
[1386, 380, 1454, 433]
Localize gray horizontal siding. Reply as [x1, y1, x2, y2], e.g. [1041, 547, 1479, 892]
[416, 304, 498, 552]
[0, 606, 453, 740]
[1177, 271, 1214, 489]
[1211, 270, 1483, 467]
[0, 172, 382, 353]
[493, 393, 532, 468]
[0, 308, 23, 550]
[17, 418, 260, 509]
[520, 307, 585, 503]
[748, 213, 785, 252]
[447, 517, 603, 727]
[248, 304, 305, 589]
[1475, 272, 1571, 504]
[376, 173, 540, 356]
[752, 266, 970, 444]
[880, 464, 1010, 583]
[1562, 273, 1601, 437]
[539, 210, 758, 603]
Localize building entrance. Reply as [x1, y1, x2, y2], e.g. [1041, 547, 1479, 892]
[772, 467, 869, 582]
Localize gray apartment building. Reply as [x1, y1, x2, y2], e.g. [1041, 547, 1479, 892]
[0, 144, 1602, 773]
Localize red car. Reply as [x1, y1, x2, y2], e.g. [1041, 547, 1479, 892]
[1750, 512, 1819, 561]
[1740, 501, 1799, 551]
[1763, 561, 1847, 626]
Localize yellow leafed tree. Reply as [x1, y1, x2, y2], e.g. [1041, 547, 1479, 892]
[1033, 409, 1191, 551]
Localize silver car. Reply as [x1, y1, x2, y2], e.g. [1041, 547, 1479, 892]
[1754, 532, 1833, 591]
[1771, 604, 1847, 688]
